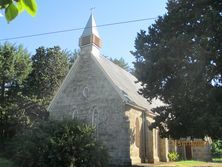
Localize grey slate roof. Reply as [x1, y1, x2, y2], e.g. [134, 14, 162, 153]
[92, 54, 163, 111]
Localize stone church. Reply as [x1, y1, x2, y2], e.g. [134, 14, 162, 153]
[48, 14, 211, 166]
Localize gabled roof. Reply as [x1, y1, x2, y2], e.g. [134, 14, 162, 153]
[81, 14, 100, 38]
[92, 53, 163, 111]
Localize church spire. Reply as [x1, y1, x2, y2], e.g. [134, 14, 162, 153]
[79, 14, 102, 49]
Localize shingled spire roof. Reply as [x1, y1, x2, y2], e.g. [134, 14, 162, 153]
[81, 14, 100, 38]
[79, 14, 102, 48]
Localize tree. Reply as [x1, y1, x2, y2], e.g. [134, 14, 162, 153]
[0, 0, 37, 22]
[132, 0, 222, 139]
[24, 46, 70, 105]
[0, 94, 48, 150]
[109, 57, 130, 72]
[0, 42, 32, 103]
[0, 42, 32, 148]
[69, 49, 79, 65]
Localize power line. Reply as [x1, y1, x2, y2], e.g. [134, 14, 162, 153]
[0, 17, 157, 41]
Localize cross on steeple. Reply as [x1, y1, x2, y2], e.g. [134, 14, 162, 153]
[90, 7, 96, 14]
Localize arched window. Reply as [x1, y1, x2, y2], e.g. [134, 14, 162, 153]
[91, 106, 99, 138]
[72, 106, 78, 120]
[82, 86, 89, 98]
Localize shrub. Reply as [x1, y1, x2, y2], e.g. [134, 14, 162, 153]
[168, 151, 180, 161]
[211, 140, 222, 158]
[9, 120, 109, 167]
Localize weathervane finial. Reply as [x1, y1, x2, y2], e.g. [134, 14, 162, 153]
[90, 7, 96, 14]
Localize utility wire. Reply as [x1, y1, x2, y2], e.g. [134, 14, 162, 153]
[0, 17, 157, 41]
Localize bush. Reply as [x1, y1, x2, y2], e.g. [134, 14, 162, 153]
[9, 120, 109, 167]
[168, 151, 180, 161]
[211, 140, 222, 158]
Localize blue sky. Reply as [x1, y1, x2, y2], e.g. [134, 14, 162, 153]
[0, 0, 167, 67]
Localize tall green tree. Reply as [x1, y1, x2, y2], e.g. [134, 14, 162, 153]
[69, 49, 79, 65]
[132, 0, 222, 139]
[109, 57, 131, 72]
[0, 42, 32, 148]
[24, 46, 70, 105]
[0, 42, 32, 104]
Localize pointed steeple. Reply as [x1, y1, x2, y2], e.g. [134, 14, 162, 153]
[79, 14, 102, 49]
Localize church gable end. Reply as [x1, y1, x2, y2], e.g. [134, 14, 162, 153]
[49, 51, 132, 166]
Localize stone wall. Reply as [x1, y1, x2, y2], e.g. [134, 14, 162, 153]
[125, 106, 144, 164]
[49, 51, 131, 166]
[158, 138, 169, 162]
[168, 139, 212, 161]
[124, 107, 170, 164]
[192, 145, 211, 161]
[145, 115, 161, 163]
[191, 139, 212, 161]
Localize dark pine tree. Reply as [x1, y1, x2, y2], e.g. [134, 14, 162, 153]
[131, 0, 222, 139]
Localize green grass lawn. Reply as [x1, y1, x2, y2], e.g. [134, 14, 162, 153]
[168, 160, 222, 167]
[213, 157, 222, 162]
[0, 158, 14, 167]
[173, 160, 206, 167]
